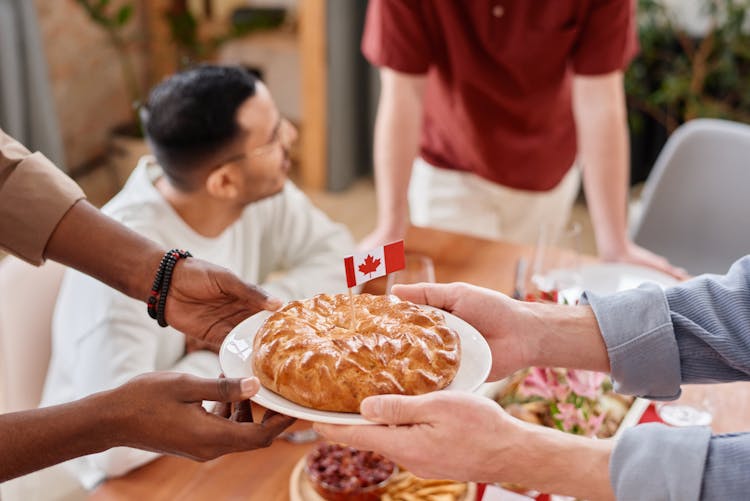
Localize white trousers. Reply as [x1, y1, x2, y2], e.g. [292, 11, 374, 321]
[408, 158, 582, 245]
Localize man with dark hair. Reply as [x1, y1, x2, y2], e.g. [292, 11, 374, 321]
[143, 65, 264, 191]
[40, 65, 352, 488]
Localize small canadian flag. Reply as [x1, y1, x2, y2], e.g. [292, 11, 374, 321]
[344, 240, 405, 288]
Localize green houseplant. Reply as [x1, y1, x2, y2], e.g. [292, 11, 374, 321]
[75, 0, 144, 135]
[163, 0, 287, 69]
[626, 0, 750, 181]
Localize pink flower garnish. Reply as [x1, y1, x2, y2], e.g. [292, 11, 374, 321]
[519, 368, 570, 401]
[553, 403, 606, 437]
[583, 411, 606, 437]
[554, 403, 582, 432]
[566, 370, 606, 400]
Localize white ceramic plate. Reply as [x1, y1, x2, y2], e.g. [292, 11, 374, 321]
[579, 263, 678, 295]
[220, 305, 492, 425]
[538, 262, 679, 305]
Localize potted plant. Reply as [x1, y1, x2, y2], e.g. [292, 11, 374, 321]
[626, 0, 750, 183]
[75, 0, 150, 185]
[75, 0, 144, 134]
[163, 0, 287, 70]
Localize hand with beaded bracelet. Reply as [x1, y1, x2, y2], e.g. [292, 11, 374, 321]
[1, 197, 290, 483]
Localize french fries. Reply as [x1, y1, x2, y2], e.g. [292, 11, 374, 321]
[382, 470, 468, 501]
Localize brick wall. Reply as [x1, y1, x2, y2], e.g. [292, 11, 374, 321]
[35, 0, 147, 169]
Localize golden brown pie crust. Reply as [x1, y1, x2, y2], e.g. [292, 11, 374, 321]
[252, 293, 461, 412]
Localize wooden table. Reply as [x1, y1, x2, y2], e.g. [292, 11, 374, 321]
[89, 226, 750, 500]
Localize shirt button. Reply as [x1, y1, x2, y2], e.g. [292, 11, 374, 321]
[492, 5, 504, 18]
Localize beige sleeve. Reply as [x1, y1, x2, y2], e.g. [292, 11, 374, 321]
[0, 130, 85, 265]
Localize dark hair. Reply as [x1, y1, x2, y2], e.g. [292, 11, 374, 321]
[142, 65, 258, 190]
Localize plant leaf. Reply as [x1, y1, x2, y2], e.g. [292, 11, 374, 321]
[116, 4, 133, 27]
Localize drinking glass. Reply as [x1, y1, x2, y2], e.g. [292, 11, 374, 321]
[655, 387, 715, 427]
[655, 402, 713, 427]
[527, 222, 583, 304]
[385, 253, 436, 294]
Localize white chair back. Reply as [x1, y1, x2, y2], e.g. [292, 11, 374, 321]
[0, 257, 87, 501]
[0, 257, 65, 413]
[632, 118, 750, 275]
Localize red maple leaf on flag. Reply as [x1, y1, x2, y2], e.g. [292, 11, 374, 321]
[358, 254, 381, 276]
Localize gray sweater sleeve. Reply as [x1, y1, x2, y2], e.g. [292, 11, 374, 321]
[584, 255, 750, 500]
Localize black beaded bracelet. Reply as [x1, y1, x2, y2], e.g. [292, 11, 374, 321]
[147, 249, 192, 327]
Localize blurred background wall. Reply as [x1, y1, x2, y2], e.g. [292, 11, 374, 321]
[5, 0, 749, 191]
[28, 0, 147, 171]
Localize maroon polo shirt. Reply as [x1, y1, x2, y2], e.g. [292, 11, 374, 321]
[362, 0, 637, 191]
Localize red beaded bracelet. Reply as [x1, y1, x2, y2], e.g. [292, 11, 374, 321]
[147, 249, 192, 327]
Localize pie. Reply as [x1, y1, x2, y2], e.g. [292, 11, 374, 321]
[252, 293, 461, 412]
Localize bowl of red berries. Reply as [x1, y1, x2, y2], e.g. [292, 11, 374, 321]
[304, 442, 398, 501]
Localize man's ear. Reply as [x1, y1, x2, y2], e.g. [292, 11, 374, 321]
[205, 164, 241, 200]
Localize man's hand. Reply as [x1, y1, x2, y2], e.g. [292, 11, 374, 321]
[314, 392, 615, 500]
[572, 73, 689, 283]
[0, 372, 295, 482]
[316, 392, 518, 483]
[392, 282, 533, 380]
[110, 372, 295, 461]
[603, 240, 689, 281]
[165, 258, 282, 344]
[393, 282, 610, 377]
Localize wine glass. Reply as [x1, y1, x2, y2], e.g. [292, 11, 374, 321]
[655, 386, 715, 427]
[655, 401, 713, 427]
[385, 253, 436, 294]
[527, 222, 583, 304]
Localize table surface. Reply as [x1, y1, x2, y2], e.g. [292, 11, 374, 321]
[89, 226, 750, 500]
